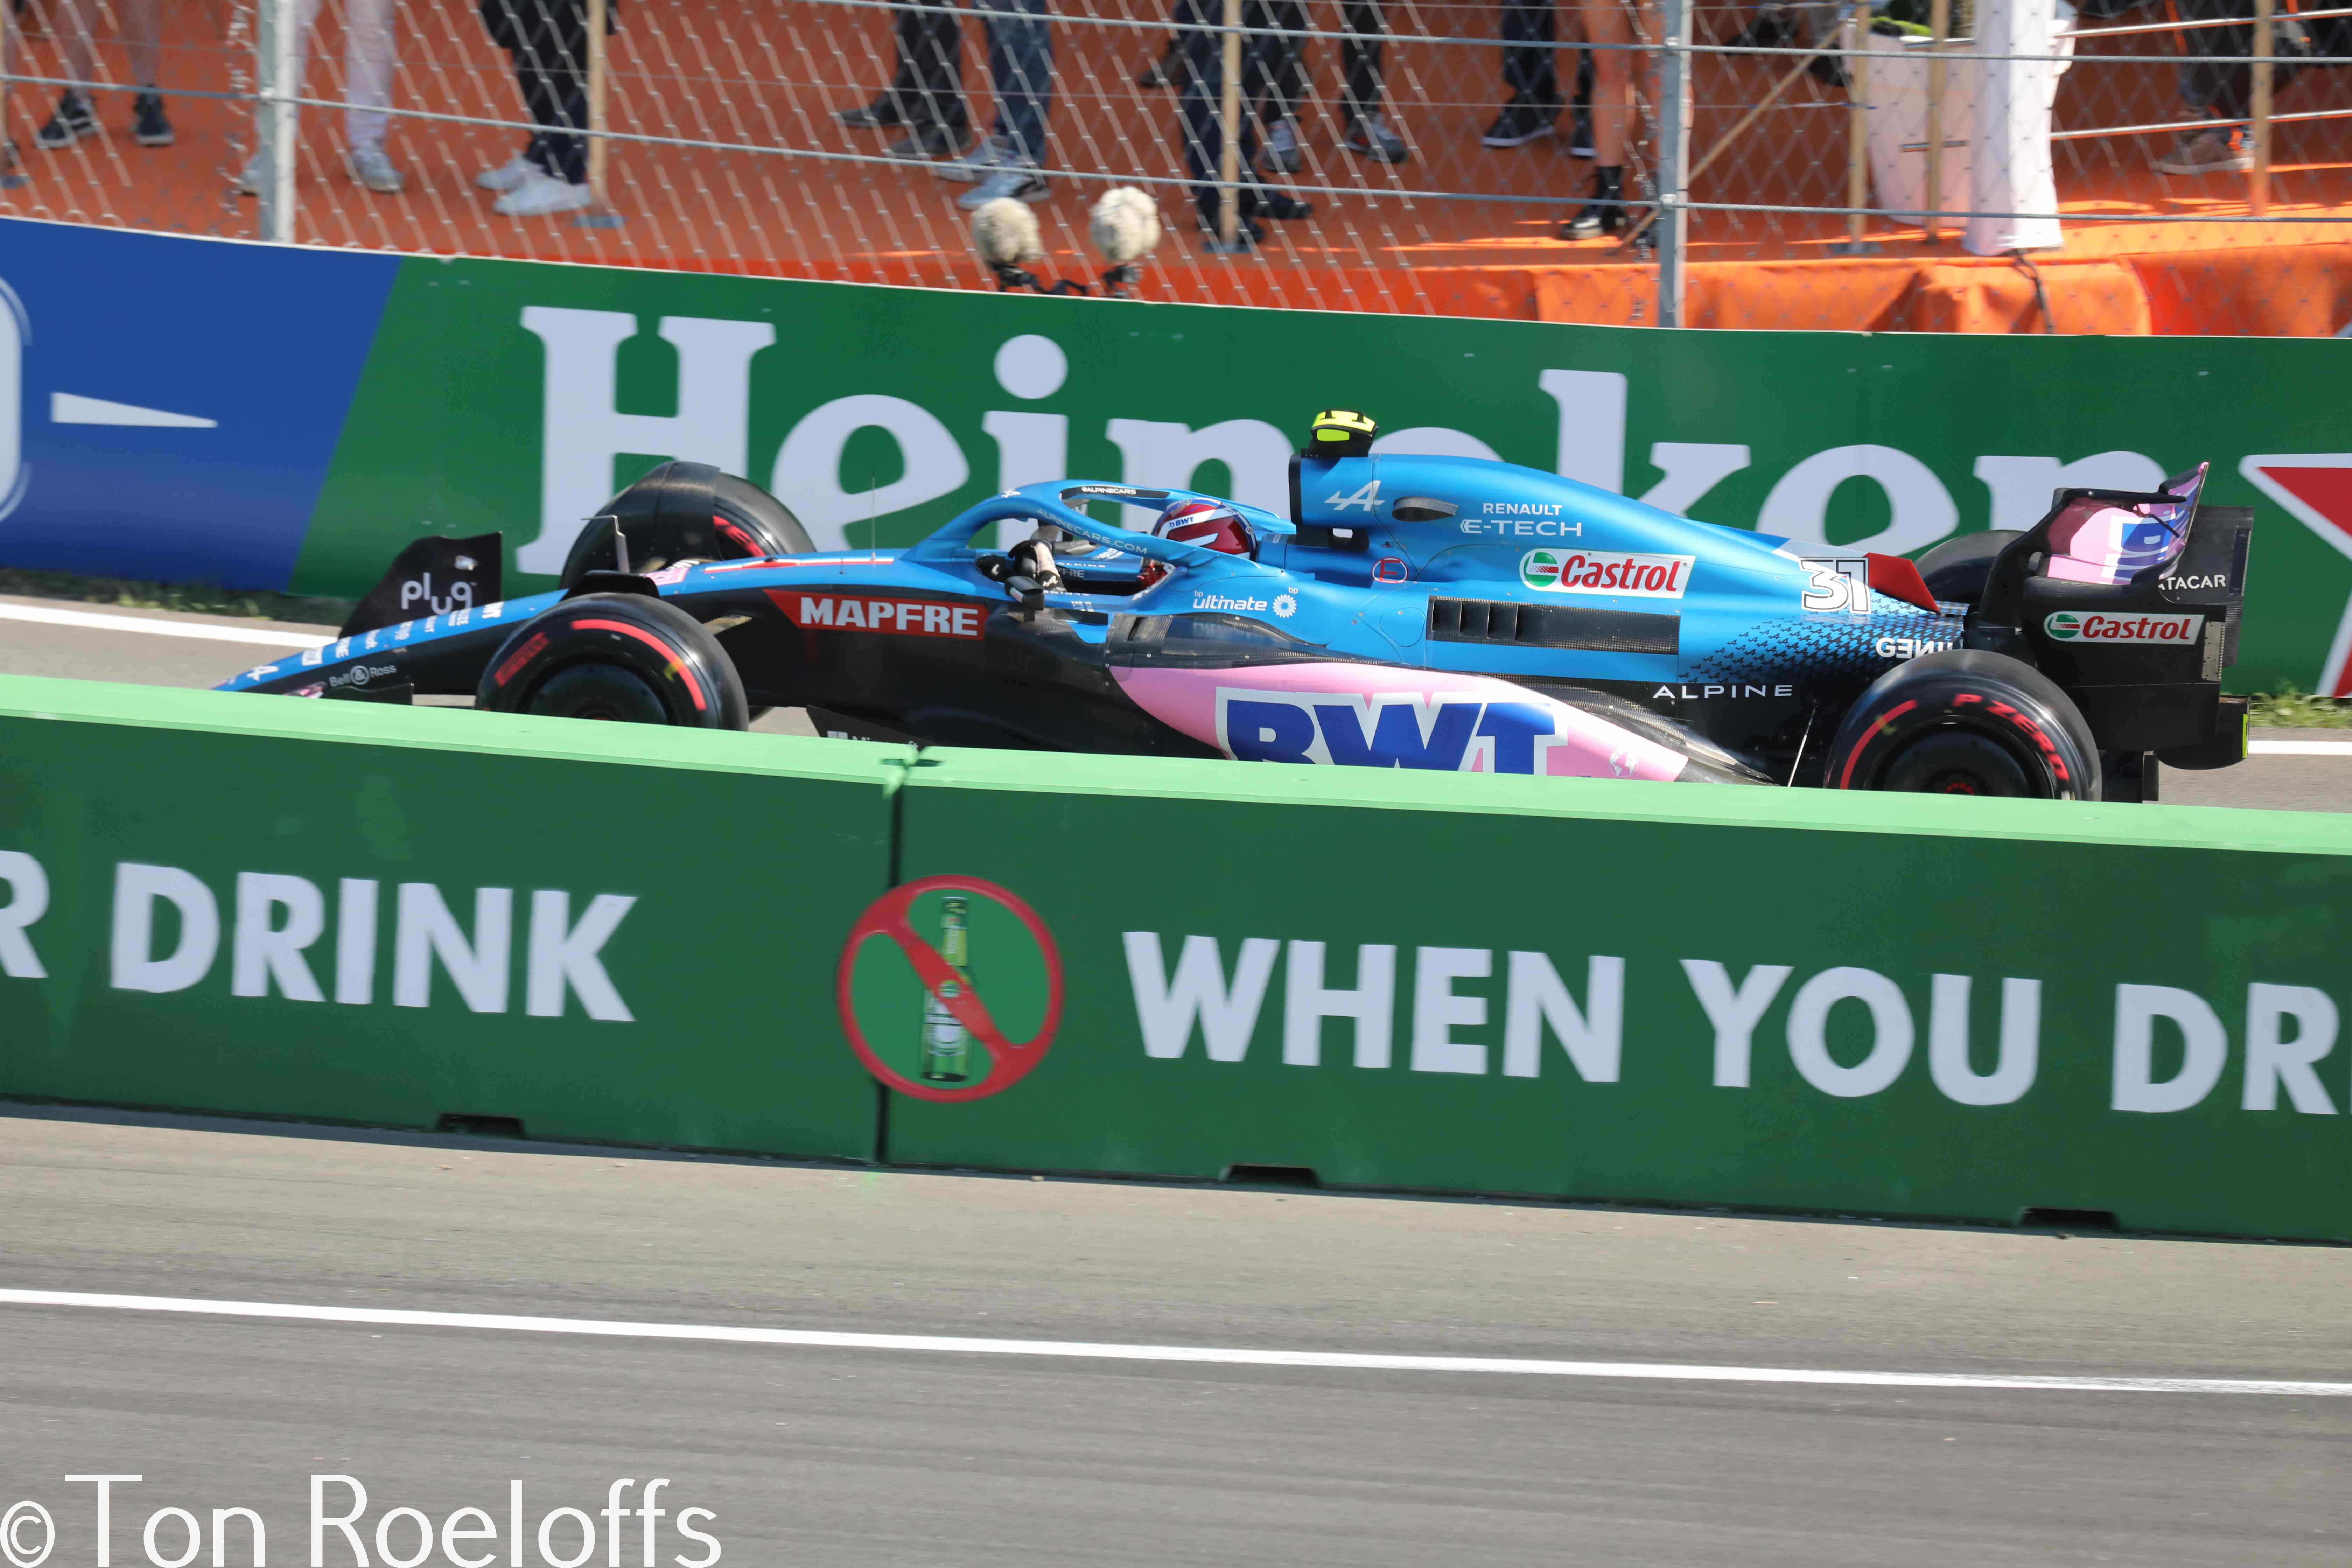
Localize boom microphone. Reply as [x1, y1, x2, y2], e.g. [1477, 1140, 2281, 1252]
[971, 197, 1048, 292]
[1088, 187, 1161, 297]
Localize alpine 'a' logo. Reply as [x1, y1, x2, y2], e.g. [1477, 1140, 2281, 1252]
[1325, 481, 1382, 512]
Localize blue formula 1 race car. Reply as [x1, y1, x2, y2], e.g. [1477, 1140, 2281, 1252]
[217, 411, 2251, 801]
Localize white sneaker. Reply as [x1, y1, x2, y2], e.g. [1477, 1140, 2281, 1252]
[493, 168, 592, 215]
[934, 135, 1010, 184]
[348, 142, 406, 193]
[956, 160, 1047, 211]
[475, 154, 537, 192]
[1263, 119, 1302, 174]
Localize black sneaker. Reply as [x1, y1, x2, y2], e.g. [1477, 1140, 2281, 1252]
[1138, 37, 1181, 89]
[1254, 188, 1313, 221]
[1562, 165, 1627, 239]
[133, 92, 174, 147]
[836, 95, 906, 131]
[1198, 212, 1268, 248]
[35, 91, 97, 150]
[1481, 100, 1558, 149]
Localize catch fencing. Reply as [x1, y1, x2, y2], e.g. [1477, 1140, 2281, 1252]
[0, 0, 2345, 332]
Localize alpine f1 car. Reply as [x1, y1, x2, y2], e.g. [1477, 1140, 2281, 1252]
[217, 412, 2251, 801]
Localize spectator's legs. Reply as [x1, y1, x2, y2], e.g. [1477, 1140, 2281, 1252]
[493, 0, 588, 184]
[1262, 2, 1306, 126]
[1563, 0, 1653, 242]
[902, 4, 969, 133]
[342, 0, 398, 150]
[1339, 0, 1384, 128]
[1484, 0, 1563, 146]
[1579, 0, 1645, 164]
[977, 0, 1051, 164]
[33, 0, 100, 148]
[1254, 0, 1304, 169]
[121, 0, 162, 90]
[2157, 0, 2261, 172]
[1176, 0, 1264, 230]
[1500, 0, 1560, 107]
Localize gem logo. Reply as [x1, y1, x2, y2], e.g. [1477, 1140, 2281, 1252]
[1519, 549, 1695, 600]
[2042, 610, 2204, 644]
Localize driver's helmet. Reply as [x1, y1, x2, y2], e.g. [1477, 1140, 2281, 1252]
[1139, 499, 1255, 585]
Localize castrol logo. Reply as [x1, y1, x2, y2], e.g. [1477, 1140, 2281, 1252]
[2043, 610, 2206, 644]
[1520, 549, 1695, 600]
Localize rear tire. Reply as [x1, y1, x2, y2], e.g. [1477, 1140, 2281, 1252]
[1825, 649, 2101, 801]
[476, 593, 749, 729]
[1913, 528, 2022, 607]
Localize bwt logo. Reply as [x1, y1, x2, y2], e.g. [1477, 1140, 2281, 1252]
[1215, 690, 1582, 774]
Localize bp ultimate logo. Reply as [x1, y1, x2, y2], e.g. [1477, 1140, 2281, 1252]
[1520, 549, 1695, 599]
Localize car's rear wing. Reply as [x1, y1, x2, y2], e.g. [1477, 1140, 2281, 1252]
[1968, 463, 2252, 667]
[1966, 463, 2253, 766]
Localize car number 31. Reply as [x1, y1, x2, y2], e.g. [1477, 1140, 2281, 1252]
[1800, 558, 1872, 614]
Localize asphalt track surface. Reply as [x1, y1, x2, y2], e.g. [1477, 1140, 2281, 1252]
[0, 593, 2345, 810]
[2, 1106, 2349, 1568]
[3, 598, 2351, 1566]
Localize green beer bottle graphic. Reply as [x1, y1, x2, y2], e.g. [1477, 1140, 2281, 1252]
[918, 895, 972, 1082]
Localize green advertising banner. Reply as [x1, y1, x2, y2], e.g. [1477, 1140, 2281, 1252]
[4, 674, 2350, 1241]
[7, 220, 2352, 697]
[306, 254, 2352, 698]
[0, 676, 897, 1156]
[883, 748, 2352, 1241]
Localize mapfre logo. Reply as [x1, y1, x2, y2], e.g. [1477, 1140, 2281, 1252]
[1520, 549, 1694, 600]
[2043, 610, 2205, 644]
[785, 593, 983, 638]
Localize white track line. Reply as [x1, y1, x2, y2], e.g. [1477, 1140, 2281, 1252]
[0, 602, 335, 649]
[1, 1288, 2345, 1398]
[2249, 739, 2352, 756]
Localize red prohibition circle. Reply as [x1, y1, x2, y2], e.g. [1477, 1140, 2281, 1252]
[836, 874, 1065, 1103]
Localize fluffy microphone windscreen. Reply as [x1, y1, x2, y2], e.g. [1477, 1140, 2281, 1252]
[971, 198, 1046, 266]
[1088, 187, 1162, 266]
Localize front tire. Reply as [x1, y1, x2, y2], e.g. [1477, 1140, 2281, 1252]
[476, 593, 749, 729]
[1825, 649, 2101, 801]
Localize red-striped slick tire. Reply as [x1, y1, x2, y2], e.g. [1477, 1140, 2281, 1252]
[475, 593, 749, 730]
[1824, 649, 2101, 801]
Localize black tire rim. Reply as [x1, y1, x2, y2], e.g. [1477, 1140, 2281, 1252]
[526, 660, 673, 724]
[1879, 727, 2037, 797]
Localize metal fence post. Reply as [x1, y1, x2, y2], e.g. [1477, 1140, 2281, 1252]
[1656, 0, 1693, 327]
[1217, 0, 1244, 251]
[254, 0, 300, 243]
[1926, 0, 1949, 243]
[2250, 0, 2273, 215]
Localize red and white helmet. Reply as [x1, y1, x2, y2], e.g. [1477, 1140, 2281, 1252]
[1140, 500, 1255, 584]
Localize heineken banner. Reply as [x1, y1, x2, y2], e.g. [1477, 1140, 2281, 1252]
[5, 218, 2352, 694]
[4, 675, 2350, 1240]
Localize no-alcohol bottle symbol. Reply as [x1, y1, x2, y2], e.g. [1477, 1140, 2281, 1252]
[837, 875, 1064, 1102]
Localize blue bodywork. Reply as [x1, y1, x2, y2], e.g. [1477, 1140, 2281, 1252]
[219, 453, 1966, 783]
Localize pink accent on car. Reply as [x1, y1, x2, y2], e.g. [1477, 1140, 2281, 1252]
[1112, 662, 1690, 782]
